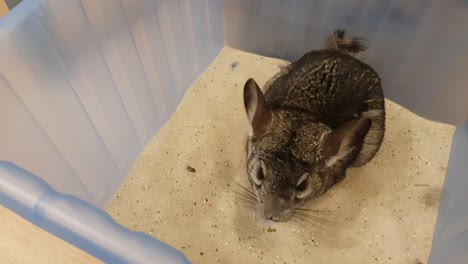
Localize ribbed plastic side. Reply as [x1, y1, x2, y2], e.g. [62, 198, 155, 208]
[0, 0, 224, 206]
[428, 121, 468, 264]
[0, 161, 190, 263]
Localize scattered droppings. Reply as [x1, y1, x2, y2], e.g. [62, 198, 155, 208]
[186, 166, 197, 173]
[230, 61, 239, 70]
[267, 227, 277, 233]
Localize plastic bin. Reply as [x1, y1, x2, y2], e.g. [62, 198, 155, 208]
[0, 0, 466, 263]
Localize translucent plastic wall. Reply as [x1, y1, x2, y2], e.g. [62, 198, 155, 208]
[428, 122, 468, 264]
[0, 0, 224, 206]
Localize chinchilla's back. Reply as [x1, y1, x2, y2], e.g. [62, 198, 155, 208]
[262, 29, 385, 166]
[264, 49, 383, 130]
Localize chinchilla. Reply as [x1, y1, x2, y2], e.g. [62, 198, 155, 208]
[243, 29, 385, 222]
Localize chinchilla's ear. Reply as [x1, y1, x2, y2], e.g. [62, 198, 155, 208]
[320, 118, 372, 167]
[243, 78, 272, 136]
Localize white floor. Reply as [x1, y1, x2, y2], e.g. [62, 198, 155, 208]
[106, 47, 455, 264]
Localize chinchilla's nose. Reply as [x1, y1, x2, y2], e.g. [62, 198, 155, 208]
[266, 214, 280, 222]
[264, 209, 281, 221]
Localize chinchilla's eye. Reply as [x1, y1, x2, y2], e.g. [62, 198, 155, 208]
[257, 166, 265, 181]
[251, 161, 266, 186]
[296, 179, 308, 191]
[295, 173, 312, 199]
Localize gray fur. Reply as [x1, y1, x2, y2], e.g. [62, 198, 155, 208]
[243, 29, 385, 222]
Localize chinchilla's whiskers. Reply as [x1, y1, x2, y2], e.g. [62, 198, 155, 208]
[232, 190, 257, 203]
[232, 182, 258, 206]
[234, 181, 257, 200]
[295, 207, 334, 216]
[227, 179, 259, 210]
[293, 211, 338, 226]
[293, 214, 327, 231]
[236, 200, 256, 210]
[223, 173, 257, 201]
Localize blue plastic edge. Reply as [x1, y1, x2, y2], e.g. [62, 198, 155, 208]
[0, 161, 191, 264]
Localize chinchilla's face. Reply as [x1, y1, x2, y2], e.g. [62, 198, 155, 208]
[245, 114, 329, 222]
[243, 78, 372, 222]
